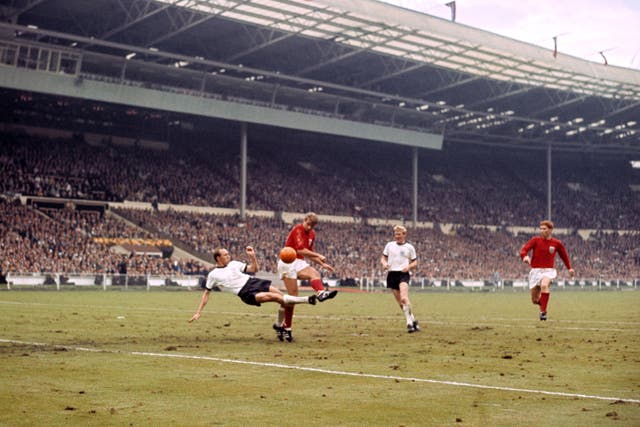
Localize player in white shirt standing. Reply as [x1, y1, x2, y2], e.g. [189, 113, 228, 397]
[381, 225, 420, 333]
[189, 246, 315, 328]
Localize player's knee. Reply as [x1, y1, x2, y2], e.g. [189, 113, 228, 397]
[308, 270, 321, 280]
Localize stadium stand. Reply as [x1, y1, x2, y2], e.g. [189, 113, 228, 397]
[1, 125, 638, 287]
[1, 128, 638, 228]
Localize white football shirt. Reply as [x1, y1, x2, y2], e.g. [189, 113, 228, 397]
[383, 241, 417, 271]
[205, 260, 249, 295]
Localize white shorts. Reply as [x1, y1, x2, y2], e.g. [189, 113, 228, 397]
[277, 258, 310, 280]
[528, 268, 557, 289]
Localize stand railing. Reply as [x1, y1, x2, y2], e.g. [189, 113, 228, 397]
[4, 272, 638, 292]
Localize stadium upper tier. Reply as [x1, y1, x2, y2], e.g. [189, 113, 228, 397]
[0, 0, 638, 151]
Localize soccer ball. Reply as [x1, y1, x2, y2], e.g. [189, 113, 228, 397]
[279, 246, 297, 264]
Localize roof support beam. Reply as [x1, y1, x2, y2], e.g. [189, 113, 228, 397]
[1, 0, 47, 23]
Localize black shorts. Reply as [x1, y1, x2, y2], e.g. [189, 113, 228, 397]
[238, 277, 272, 306]
[386, 271, 410, 290]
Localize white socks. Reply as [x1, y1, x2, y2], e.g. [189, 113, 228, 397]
[402, 303, 415, 325]
[283, 294, 310, 304]
[276, 306, 285, 326]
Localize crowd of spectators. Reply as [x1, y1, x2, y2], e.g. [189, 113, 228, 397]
[0, 132, 240, 206]
[2, 195, 639, 281]
[111, 208, 640, 281]
[1, 129, 638, 282]
[1, 130, 638, 229]
[0, 198, 206, 276]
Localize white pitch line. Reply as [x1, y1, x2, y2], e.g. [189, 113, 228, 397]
[2, 338, 638, 404]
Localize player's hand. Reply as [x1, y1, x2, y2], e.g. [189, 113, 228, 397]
[246, 246, 255, 255]
[188, 313, 201, 323]
[322, 262, 335, 273]
[522, 255, 531, 265]
[568, 268, 575, 278]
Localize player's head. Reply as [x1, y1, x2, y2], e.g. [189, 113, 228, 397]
[212, 248, 231, 266]
[538, 220, 554, 238]
[303, 212, 318, 231]
[539, 220, 554, 229]
[393, 225, 407, 242]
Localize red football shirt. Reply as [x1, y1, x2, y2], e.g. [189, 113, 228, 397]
[285, 224, 315, 259]
[520, 236, 572, 269]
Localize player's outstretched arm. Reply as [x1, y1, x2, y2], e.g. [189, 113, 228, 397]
[319, 261, 335, 273]
[381, 254, 389, 270]
[188, 289, 210, 323]
[245, 245, 259, 273]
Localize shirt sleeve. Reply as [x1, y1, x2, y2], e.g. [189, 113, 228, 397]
[382, 242, 390, 257]
[230, 260, 247, 273]
[409, 244, 417, 261]
[205, 271, 216, 290]
[519, 237, 536, 259]
[556, 242, 572, 270]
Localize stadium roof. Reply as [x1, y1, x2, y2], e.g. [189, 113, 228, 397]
[1, 0, 639, 153]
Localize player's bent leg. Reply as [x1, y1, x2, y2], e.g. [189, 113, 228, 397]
[298, 266, 327, 293]
[397, 284, 417, 332]
[281, 277, 298, 331]
[268, 285, 284, 295]
[273, 305, 286, 341]
[265, 286, 314, 304]
[399, 282, 410, 306]
[283, 277, 299, 296]
[297, 266, 321, 281]
[297, 267, 338, 301]
[392, 288, 403, 308]
[540, 277, 551, 293]
[283, 294, 316, 305]
[530, 286, 541, 305]
[255, 292, 284, 304]
[538, 278, 551, 320]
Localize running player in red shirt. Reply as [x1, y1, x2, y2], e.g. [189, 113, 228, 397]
[519, 220, 575, 321]
[274, 212, 337, 342]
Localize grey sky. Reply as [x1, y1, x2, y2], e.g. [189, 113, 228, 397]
[379, 0, 640, 69]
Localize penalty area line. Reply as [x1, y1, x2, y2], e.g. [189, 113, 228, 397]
[2, 338, 638, 404]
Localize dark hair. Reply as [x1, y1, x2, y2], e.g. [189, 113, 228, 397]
[212, 248, 225, 262]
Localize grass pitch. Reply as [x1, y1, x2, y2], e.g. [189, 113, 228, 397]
[0, 288, 639, 426]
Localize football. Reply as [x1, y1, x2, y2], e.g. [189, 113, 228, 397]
[279, 246, 297, 263]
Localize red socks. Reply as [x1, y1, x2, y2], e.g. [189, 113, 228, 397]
[310, 278, 325, 293]
[539, 292, 550, 312]
[284, 279, 324, 328]
[284, 305, 294, 328]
